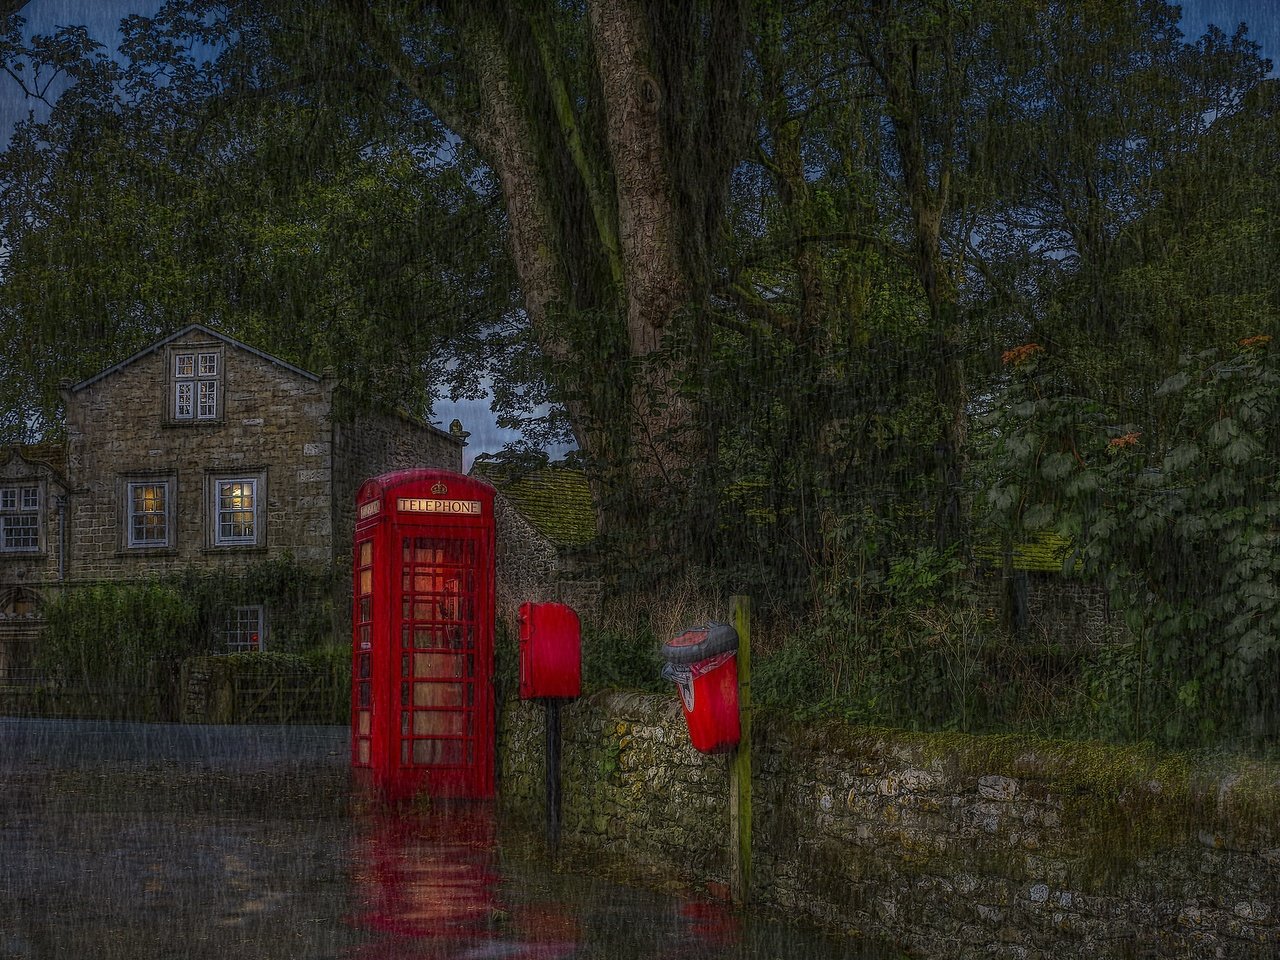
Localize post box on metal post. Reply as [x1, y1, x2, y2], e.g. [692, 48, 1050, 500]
[660, 621, 741, 753]
[517, 601, 582, 850]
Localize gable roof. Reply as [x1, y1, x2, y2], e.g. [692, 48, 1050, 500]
[0, 442, 70, 488]
[70, 323, 320, 392]
[472, 462, 596, 548]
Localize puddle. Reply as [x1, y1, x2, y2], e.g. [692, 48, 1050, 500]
[0, 719, 904, 959]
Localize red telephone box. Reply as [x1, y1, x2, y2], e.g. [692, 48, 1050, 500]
[352, 469, 496, 801]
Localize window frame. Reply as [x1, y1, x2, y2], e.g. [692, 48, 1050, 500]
[225, 604, 266, 653]
[168, 345, 224, 424]
[124, 478, 175, 550]
[0, 482, 42, 554]
[205, 470, 267, 549]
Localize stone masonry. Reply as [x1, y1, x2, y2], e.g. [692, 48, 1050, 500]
[53, 325, 461, 584]
[0, 324, 465, 669]
[330, 407, 462, 572]
[501, 691, 1280, 960]
[63, 328, 336, 577]
[0, 446, 67, 590]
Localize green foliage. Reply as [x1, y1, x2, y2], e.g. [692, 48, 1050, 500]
[985, 340, 1280, 747]
[4, 1, 1278, 753]
[0, 4, 513, 440]
[752, 519, 999, 732]
[39, 581, 197, 690]
[170, 554, 336, 655]
[37, 555, 337, 693]
[582, 624, 667, 696]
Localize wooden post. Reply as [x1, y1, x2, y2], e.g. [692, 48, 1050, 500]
[729, 594, 752, 904]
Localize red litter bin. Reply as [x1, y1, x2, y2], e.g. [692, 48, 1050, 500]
[661, 622, 740, 753]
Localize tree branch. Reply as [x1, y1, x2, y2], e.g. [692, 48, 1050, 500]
[335, 0, 474, 146]
[525, 7, 624, 290]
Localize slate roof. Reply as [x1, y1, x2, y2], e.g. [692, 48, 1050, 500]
[472, 462, 596, 548]
[1, 440, 67, 477]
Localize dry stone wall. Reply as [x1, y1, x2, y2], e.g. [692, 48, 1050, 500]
[492, 494, 560, 625]
[1024, 576, 1110, 644]
[490, 493, 601, 625]
[501, 692, 1279, 959]
[976, 572, 1112, 647]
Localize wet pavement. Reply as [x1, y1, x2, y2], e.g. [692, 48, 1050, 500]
[0, 719, 904, 960]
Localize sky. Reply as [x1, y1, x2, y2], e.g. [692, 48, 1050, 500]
[2, 0, 1277, 463]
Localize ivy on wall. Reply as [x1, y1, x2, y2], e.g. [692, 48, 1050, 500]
[38, 554, 337, 691]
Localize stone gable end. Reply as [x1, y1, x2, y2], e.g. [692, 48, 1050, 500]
[64, 329, 334, 579]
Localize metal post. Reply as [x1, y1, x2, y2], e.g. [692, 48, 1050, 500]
[544, 698, 562, 849]
[729, 595, 752, 904]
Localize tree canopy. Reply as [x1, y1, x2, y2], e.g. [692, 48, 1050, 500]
[2, 0, 1277, 744]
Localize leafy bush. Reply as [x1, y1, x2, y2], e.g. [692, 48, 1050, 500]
[750, 520, 1003, 731]
[985, 337, 1280, 747]
[171, 553, 335, 654]
[37, 555, 337, 696]
[582, 624, 667, 694]
[39, 581, 198, 690]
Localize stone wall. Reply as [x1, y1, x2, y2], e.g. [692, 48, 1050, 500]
[328, 407, 462, 641]
[491, 493, 601, 627]
[976, 571, 1113, 646]
[329, 406, 462, 571]
[500, 692, 1279, 959]
[492, 493, 560, 625]
[1025, 575, 1109, 644]
[0, 450, 68, 589]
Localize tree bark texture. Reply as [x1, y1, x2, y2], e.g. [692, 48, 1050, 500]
[874, 24, 970, 555]
[586, 0, 689, 357]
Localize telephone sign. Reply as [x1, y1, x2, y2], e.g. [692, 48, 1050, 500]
[352, 469, 496, 801]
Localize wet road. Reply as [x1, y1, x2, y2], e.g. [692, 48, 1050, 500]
[0, 717, 348, 770]
[0, 719, 903, 960]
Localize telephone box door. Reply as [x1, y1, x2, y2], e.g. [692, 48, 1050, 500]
[396, 531, 487, 797]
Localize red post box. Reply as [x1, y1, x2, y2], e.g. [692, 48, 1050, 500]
[352, 469, 496, 802]
[661, 622, 740, 753]
[518, 602, 582, 700]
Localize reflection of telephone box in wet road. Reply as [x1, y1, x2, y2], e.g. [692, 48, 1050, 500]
[352, 469, 496, 801]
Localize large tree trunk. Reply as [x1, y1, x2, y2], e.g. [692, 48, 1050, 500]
[874, 25, 969, 556]
[347, 0, 733, 568]
[586, 0, 700, 517]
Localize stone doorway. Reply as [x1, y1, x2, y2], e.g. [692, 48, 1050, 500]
[0, 586, 44, 680]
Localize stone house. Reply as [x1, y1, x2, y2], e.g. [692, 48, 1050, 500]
[0, 324, 462, 675]
[0, 442, 71, 677]
[470, 460, 601, 623]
